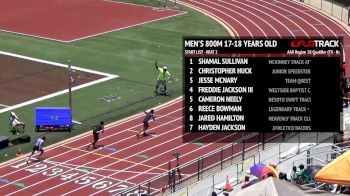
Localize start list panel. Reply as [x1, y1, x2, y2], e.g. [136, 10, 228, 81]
[183, 38, 342, 133]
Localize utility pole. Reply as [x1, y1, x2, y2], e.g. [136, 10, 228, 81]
[68, 60, 73, 126]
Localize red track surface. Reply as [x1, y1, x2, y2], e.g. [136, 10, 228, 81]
[0, 98, 247, 195]
[179, 0, 350, 76]
[0, 0, 184, 42]
[0, 0, 349, 195]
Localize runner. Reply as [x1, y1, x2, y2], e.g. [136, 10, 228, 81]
[136, 110, 155, 138]
[87, 121, 104, 149]
[26, 136, 46, 164]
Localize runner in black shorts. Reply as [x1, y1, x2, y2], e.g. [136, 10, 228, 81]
[87, 121, 104, 149]
[26, 137, 46, 164]
[137, 110, 155, 138]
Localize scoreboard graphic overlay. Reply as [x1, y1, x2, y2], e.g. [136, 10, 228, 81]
[184, 38, 342, 134]
[35, 107, 72, 132]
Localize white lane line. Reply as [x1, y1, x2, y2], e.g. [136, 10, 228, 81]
[283, 0, 350, 63]
[34, 126, 186, 196]
[216, 0, 281, 38]
[0, 1, 186, 43]
[15, 119, 184, 196]
[287, 0, 350, 38]
[0, 96, 182, 168]
[0, 103, 9, 108]
[62, 127, 218, 196]
[0, 51, 116, 77]
[43, 159, 125, 184]
[0, 107, 183, 188]
[67, 12, 187, 43]
[103, 0, 181, 11]
[242, 0, 309, 38]
[148, 141, 261, 195]
[187, 0, 253, 37]
[227, 0, 294, 37]
[89, 132, 238, 196]
[263, 0, 325, 38]
[0, 51, 118, 114]
[44, 159, 163, 176]
[176, 0, 236, 37]
[5, 111, 183, 195]
[0, 28, 70, 43]
[0, 102, 180, 178]
[205, 0, 267, 38]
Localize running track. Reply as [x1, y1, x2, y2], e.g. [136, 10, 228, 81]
[0, 97, 260, 195]
[180, 0, 350, 75]
[1, 0, 349, 195]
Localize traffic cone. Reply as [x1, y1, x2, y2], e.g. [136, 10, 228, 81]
[16, 146, 23, 157]
[224, 175, 233, 191]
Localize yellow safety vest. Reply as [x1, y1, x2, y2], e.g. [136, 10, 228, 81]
[158, 68, 171, 80]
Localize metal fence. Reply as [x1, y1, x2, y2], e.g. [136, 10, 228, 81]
[115, 132, 336, 195]
[116, 132, 316, 195]
[296, 0, 350, 25]
[175, 132, 335, 196]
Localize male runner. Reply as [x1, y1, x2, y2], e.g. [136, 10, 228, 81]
[26, 136, 46, 164]
[136, 110, 155, 138]
[88, 121, 104, 149]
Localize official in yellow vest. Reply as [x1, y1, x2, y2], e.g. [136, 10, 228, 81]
[155, 63, 172, 93]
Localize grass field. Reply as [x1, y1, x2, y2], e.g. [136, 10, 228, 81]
[0, 0, 228, 161]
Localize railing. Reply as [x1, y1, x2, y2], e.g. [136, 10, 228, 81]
[296, 0, 350, 25]
[117, 132, 336, 195]
[176, 132, 335, 196]
[117, 132, 284, 195]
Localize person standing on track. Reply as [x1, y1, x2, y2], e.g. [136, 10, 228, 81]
[136, 110, 155, 138]
[26, 136, 46, 164]
[88, 121, 104, 149]
[155, 62, 172, 94]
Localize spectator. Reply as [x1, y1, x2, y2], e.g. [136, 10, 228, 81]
[269, 162, 278, 169]
[341, 78, 349, 107]
[279, 172, 290, 182]
[336, 131, 349, 143]
[299, 164, 305, 172]
[341, 62, 346, 79]
[241, 176, 250, 189]
[290, 166, 298, 182]
[336, 131, 350, 149]
[262, 172, 275, 179]
[296, 164, 310, 184]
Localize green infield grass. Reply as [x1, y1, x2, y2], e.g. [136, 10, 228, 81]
[0, 0, 228, 162]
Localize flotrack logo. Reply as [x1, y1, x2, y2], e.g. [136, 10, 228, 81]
[291, 39, 339, 48]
